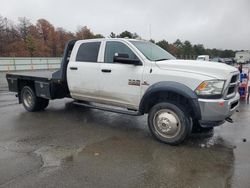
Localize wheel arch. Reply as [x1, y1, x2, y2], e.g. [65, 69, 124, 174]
[139, 81, 201, 119]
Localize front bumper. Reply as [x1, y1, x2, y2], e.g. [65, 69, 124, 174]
[198, 93, 240, 127]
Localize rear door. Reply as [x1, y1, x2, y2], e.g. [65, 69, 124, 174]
[67, 41, 101, 101]
[99, 41, 144, 109]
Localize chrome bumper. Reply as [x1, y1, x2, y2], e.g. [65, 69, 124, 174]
[198, 93, 240, 124]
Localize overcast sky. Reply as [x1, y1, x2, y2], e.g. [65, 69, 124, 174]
[0, 0, 249, 50]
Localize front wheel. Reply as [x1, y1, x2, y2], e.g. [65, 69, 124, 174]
[148, 102, 192, 145]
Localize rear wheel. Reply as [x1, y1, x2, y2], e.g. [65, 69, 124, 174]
[148, 102, 192, 145]
[21, 86, 49, 112]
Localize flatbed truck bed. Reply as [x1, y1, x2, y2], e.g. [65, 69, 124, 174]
[7, 71, 54, 81]
[6, 40, 76, 102]
[6, 70, 68, 101]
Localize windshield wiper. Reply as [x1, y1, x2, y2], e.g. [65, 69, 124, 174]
[155, 58, 169, 61]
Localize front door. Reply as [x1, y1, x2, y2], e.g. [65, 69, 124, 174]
[99, 41, 144, 109]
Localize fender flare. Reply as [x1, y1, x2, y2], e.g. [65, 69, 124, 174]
[139, 81, 201, 119]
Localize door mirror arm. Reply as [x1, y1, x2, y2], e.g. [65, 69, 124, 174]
[113, 53, 141, 65]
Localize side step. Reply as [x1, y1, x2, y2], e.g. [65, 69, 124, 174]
[73, 101, 141, 116]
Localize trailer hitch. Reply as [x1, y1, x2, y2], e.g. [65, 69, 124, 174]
[225, 117, 233, 123]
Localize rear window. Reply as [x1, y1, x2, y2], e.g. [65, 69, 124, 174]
[76, 42, 101, 62]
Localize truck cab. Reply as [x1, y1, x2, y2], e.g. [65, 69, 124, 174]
[6, 38, 240, 145]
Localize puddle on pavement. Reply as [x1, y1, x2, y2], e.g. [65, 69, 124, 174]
[34, 146, 85, 168]
[0, 128, 236, 187]
[192, 135, 235, 149]
[69, 135, 235, 188]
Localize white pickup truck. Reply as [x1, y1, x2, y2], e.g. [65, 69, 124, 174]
[6, 38, 240, 145]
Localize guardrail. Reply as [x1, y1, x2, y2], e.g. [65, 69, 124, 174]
[0, 57, 61, 71]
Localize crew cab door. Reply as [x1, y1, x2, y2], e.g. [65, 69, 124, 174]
[67, 41, 101, 101]
[99, 41, 144, 109]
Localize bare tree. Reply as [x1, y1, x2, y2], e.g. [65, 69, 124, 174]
[18, 17, 31, 40]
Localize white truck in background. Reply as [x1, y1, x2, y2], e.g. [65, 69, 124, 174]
[196, 55, 209, 61]
[235, 51, 250, 64]
[6, 39, 240, 145]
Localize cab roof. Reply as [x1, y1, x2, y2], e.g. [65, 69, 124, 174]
[76, 38, 144, 43]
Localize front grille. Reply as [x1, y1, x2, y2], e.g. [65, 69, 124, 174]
[227, 86, 235, 95]
[226, 73, 239, 99]
[230, 75, 238, 83]
[231, 100, 239, 109]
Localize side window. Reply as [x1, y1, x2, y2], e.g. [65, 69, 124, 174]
[76, 42, 101, 62]
[104, 41, 138, 63]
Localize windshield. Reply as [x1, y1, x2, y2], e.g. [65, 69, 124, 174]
[130, 41, 176, 61]
[197, 57, 205, 60]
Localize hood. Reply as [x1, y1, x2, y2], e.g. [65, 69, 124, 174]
[156, 59, 238, 79]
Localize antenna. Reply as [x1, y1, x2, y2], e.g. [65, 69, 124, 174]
[149, 24, 152, 40]
[149, 24, 153, 59]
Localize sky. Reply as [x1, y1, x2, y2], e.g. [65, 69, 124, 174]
[0, 0, 249, 50]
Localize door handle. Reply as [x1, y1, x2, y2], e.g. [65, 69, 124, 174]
[70, 67, 78, 70]
[101, 69, 111, 73]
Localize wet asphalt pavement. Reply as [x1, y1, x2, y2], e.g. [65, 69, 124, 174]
[0, 71, 250, 188]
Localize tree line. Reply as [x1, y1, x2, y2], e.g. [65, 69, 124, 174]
[0, 15, 235, 58]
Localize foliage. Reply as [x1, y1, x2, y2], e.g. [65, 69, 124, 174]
[156, 39, 235, 59]
[0, 15, 236, 58]
[109, 32, 116, 38]
[25, 34, 36, 56]
[116, 30, 140, 39]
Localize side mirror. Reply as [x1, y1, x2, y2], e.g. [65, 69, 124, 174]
[113, 53, 141, 65]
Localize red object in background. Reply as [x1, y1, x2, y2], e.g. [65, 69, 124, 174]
[238, 66, 249, 100]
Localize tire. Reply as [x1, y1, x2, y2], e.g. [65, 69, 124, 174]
[148, 102, 192, 145]
[21, 86, 49, 112]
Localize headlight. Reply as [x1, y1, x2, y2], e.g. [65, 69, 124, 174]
[195, 80, 225, 97]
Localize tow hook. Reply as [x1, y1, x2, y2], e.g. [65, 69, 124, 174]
[225, 117, 233, 123]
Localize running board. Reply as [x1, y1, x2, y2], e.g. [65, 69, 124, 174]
[73, 102, 141, 116]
